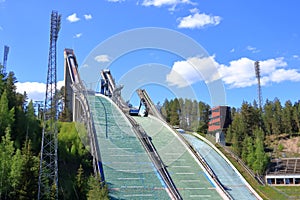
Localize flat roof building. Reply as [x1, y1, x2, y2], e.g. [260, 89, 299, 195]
[265, 158, 300, 185]
[208, 106, 231, 145]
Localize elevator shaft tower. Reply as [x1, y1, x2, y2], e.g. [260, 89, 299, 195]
[38, 10, 61, 200]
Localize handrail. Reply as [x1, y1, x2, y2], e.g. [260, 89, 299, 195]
[222, 145, 265, 185]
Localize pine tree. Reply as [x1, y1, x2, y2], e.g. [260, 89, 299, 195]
[225, 125, 233, 144]
[241, 136, 249, 163]
[5, 71, 17, 109]
[230, 113, 245, 156]
[263, 99, 274, 135]
[246, 137, 255, 168]
[197, 102, 210, 134]
[253, 128, 268, 174]
[0, 128, 15, 199]
[170, 98, 180, 126]
[26, 101, 42, 152]
[272, 98, 283, 135]
[0, 90, 15, 136]
[161, 99, 170, 122]
[74, 164, 87, 200]
[294, 102, 300, 134]
[17, 140, 39, 199]
[282, 100, 294, 136]
[87, 174, 108, 200]
[9, 148, 23, 197]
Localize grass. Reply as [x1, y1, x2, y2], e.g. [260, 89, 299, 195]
[215, 144, 290, 200]
[275, 186, 300, 200]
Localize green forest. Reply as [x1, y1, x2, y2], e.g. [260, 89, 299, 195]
[0, 65, 108, 199]
[161, 98, 300, 175]
[160, 98, 210, 133]
[1, 59, 300, 199]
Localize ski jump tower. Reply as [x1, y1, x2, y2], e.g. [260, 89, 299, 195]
[38, 11, 61, 200]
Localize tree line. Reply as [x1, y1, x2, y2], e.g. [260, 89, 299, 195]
[0, 64, 108, 199]
[160, 98, 210, 133]
[0, 64, 42, 199]
[226, 99, 300, 175]
[160, 97, 300, 175]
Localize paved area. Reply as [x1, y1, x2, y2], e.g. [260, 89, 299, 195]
[88, 95, 170, 199]
[134, 116, 222, 200]
[183, 134, 258, 200]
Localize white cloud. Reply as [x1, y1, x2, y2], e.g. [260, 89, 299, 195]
[166, 56, 220, 88]
[84, 14, 92, 20]
[218, 57, 258, 88]
[178, 9, 221, 29]
[218, 57, 300, 88]
[73, 33, 82, 38]
[246, 45, 260, 53]
[66, 13, 80, 23]
[94, 55, 110, 63]
[293, 55, 299, 59]
[107, 0, 124, 2]
[142, 0, 193, 7]
[16, 81, 64, 101]
[270, 69, 300, 83]
[167, 56, 300, 89]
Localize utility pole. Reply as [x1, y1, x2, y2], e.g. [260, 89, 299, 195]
[38, 10, 61, 200]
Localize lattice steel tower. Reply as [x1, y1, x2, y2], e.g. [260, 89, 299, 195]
[255, 61, 262, 109]
[2, 45, 9, 73]
[38, 11, 61, 200]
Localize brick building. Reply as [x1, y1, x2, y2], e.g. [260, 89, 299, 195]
[208, 106, 231, 144]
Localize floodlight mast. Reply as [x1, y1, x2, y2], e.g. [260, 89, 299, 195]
[38, 10, 61, 200]
[2, 45, 9, 73]
[255, 61, 262, 110]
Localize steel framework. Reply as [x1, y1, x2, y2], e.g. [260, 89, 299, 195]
[255, 61, 263, 109]
[38, 10, 61, 200]
[2, 45, 9, 73]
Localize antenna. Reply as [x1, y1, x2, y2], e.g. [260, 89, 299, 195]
[255, 61, 262, 109]
[38, 10, 61, 200]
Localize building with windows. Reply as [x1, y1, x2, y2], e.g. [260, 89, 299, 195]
[265, 158, 300, 185]
[208, 106, 231, 145]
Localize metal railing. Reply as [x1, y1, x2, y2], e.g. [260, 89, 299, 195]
[222, 146, 265, 185]
[72, 81, 105, 182]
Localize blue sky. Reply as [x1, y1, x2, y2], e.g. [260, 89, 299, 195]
[0, 0, 299, 108]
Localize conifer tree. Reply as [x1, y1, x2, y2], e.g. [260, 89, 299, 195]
[0, 90, 15, 136]
[17, 140, 39, 199]
[74, 164, 87, 200]
[0, 128, 15, 198]
[87, 174, 108, 200]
